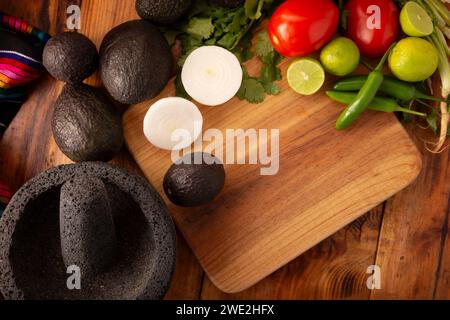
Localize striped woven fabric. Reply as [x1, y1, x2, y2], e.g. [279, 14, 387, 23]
[0, 12, 50, 135]
[0, 50, 43, 89]
[0, 11, 49, 98]
[0, 12, 50, 44]
[0, 180, 12, 217]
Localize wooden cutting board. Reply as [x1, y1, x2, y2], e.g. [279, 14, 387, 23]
[124, 60, 422, 293]
[63, 0, 420, 294]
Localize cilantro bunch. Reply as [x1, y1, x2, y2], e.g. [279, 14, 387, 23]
[164, 0, 282, 104]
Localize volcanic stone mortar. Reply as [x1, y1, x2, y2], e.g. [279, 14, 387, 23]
[0, 162, 176, 300]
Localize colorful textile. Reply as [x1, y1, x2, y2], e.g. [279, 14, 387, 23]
[0, 180, 12, 217]
[0, 50, 43, 89]
[0, 11, 49, 98]
[0, 12, 50, 44]
[0, 12, 49, 128]
[0, 14, 50, 195]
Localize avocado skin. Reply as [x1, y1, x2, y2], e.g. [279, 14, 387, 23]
[209, 0, 244, 8]
[100, 20, 172, 104]
[136, 0, 192, 24]
[163, 153, 225, 207]
[43, 32, 98, 83]
[52, 84, 124, 162]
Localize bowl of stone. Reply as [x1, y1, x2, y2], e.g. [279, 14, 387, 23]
[0, 162, 176, 300]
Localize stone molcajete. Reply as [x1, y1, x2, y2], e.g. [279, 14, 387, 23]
[0, 162, 176, 300]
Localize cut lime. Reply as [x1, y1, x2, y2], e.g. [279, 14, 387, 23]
[400, 1, 434, 37]
[287, 58, 325, 96]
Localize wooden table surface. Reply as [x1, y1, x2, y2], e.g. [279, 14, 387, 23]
[1, 0, 449, 300]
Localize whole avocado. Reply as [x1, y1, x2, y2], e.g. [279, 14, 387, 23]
[163, 153, 226, 207]
[209, 0, 244, 7]
[100, 20, 172, 104]
[43, 32, 98, 83]
[136, 0, 192, 24]
[52, 84, 124, 162]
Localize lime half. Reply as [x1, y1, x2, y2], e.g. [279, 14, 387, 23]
[400, 1, 434, 37]
[287, 58, 325, 96]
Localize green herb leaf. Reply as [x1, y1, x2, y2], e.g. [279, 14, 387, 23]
[237, 77, 266, 104]
[255, 29, 282, 95]
[245, 0, 266, 20]
[255, 29, 273, 58]
[186, 17, 215, 39]
[170, 0, 281, 104]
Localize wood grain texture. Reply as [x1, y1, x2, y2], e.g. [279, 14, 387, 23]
[124, 56, 422, 293]
[370, 73, 450, 300]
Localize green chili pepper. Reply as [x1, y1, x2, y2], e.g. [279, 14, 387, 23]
[335, 44, 395, 130]
[326, 91, 427, 117]
[333, 76, 444, 102]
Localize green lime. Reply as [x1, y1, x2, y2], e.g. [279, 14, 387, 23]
[388, 37, 439, 82]
[319, 37, 360, 77]
[287, 58, 325, 95]
[400, 1, 434, 37]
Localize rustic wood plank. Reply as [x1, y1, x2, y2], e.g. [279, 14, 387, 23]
[371, 4, 450, 300]
[371, 71, 450, 300]
[434, 212, 450, 299]
[370, 125, 450, 299]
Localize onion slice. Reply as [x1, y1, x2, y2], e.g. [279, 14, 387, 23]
[143, 97, 203, 151]
[181, 46, 243, 106]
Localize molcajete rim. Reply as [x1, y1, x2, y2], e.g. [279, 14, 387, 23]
[0, 162, 176, 300]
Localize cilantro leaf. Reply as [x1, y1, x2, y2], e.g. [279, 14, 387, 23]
[245, 0, 266, 20]
[255, 29, 282, 95]
[237, 77, 266, 104]
[186, 17, 215, 39]
[255, 29, 274, 58]
[168, 0, 282, 104]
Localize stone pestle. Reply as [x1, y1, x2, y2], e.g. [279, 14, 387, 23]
[59, 175, 117, 279]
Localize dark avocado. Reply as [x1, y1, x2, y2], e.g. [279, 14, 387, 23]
[163, 153, 225, 207]
[52, 84, 123, 162]
[136, 0, 192, 24]
[209, 0, 244, 8]
[43, 32, 98, 83]
[100, 20, 172, 104]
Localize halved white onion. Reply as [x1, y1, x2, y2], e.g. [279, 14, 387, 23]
[181, 46, 243, 106]
[143, 97, 203, 151]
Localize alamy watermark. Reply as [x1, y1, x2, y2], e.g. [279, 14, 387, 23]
[366, 265, 381, 290]
[67, 5, 81, 30]
[66, 265, 81, 290]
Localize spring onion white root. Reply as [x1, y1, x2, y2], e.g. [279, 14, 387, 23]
[181, 46, 243, 106]
[143, 97, 203, 151]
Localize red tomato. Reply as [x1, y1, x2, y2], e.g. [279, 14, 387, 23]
[345, 0, 399, 58]
[268, 0, 340, 57]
